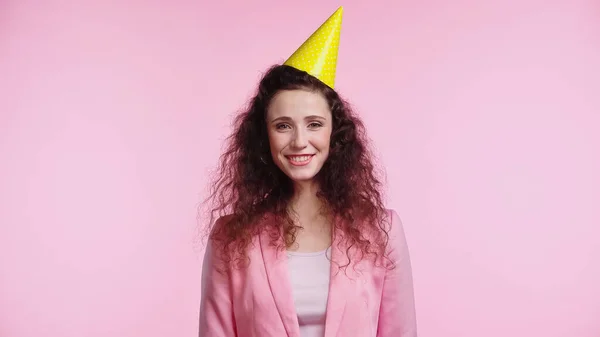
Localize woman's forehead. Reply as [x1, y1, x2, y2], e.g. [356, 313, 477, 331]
[267, 90, 330, 120]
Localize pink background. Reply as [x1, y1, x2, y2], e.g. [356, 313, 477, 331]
[1, 1, 599, 336]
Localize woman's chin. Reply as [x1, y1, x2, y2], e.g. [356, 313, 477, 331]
[289, 175, 315, 182]
[286, 173, 318, 184]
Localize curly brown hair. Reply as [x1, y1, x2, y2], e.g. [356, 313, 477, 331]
[201, 64, 390, 268]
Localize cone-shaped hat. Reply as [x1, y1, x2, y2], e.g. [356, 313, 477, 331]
[283, 6, 343, 88]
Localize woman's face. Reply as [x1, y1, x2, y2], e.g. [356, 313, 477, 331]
[266, 89, 333, 185]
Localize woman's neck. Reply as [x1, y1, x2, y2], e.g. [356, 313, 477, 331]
[289, 181, 331, 229]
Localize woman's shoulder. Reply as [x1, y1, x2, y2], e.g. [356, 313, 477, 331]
[381, 208, 403, 231]
[205, 214, 233, 239]
[208, 212, 273, 245]
[381, 208, 411, 265]
[204, 213, 266, 270]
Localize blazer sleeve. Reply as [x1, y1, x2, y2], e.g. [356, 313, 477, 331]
[377, 209, 418, 337]
[198, 238, 237, 337]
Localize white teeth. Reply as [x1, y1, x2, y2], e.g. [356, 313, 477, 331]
[289, 155, 311, 162]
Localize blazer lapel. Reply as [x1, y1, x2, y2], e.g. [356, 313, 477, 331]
[259, 230, 300, 337]
[323, 227, 353, 337]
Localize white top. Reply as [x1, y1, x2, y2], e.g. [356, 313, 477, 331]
[286, 247, 332, 337]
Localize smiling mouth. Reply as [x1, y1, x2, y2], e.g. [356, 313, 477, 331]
[286, 154, 315, 166]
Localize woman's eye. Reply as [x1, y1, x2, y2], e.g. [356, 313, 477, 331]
[308, 122, 322, 128]
[276, 124, 290, 130]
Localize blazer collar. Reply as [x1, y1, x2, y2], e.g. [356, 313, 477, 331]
[258, 217, 353, 337]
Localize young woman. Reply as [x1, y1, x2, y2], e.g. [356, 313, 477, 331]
[199, 7, 417, 337]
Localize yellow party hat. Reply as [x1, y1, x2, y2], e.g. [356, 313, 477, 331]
[283, 6, 344, 88]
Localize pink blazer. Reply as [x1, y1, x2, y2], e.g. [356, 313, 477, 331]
[199, 209, 417, 337]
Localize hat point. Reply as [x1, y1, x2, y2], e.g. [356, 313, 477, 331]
[283, 7, 344, 88]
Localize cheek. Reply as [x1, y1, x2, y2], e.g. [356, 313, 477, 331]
[267, 132, 286, 154]
[315, 131, 332, 150]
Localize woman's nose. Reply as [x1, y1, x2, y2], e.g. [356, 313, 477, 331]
[290, 130, 308, 148]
